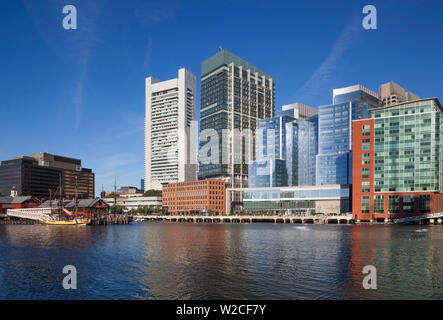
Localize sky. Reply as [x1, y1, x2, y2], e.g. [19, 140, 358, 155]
[1, 0, 443, 196]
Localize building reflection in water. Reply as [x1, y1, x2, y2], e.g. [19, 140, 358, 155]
[134, 223, 250, 299]
[345, 225, 442, 299]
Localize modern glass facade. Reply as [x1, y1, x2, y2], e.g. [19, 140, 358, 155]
[316, 85, 379, 185]
[240, 184, 351, 214]
[298, 115, 318, 186]
[371, 100, 441, 193]
[248, 115, 297, 187]
[352, 98, 443, 221]
[248, 159, 288, 188]
[199, 49, 275, 188]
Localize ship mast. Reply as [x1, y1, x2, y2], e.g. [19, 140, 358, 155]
[58, 173, 63, 219]
[74, 176, 78, 215]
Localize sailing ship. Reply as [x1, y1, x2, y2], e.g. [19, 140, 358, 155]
[42, 175, 91, 226]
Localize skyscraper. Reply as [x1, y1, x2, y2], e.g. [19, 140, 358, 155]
[316, 84, 380, 185]
[297, 114, 318, 186]
[248, 102, 318, 188]
[144, 68, 197, 191]
[248, 114, 298, 188]
[199, 49, 275, 189]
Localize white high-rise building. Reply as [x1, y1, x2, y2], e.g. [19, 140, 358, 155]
[144, 68, 197, 190]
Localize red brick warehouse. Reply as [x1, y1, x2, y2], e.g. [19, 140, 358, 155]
[162, 179, 226, 215]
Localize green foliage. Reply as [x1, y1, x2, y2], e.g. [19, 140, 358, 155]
[129, 205, 162, 215]
[143, 189, 162, 197]
[110, 205, 127, 214]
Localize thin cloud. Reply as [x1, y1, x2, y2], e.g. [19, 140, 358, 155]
[295, 18, 360, 102]
[133, 0, 180, 26]
[21, 0, 104, 131]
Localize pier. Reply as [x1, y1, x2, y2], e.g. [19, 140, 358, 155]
[2, 209, 131, 225]
[89, 213, 131, 225]
[133, 214, 354, 224]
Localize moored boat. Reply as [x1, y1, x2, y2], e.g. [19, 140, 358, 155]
[42, 218, 90, 225]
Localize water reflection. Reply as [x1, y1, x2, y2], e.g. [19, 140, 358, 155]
[0, 223, 441, 299]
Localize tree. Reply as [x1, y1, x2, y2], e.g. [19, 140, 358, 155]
[143, 189, 162, 197]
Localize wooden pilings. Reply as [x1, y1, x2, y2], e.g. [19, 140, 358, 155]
[0, 216, 40, 225]
[89, 214, 131, 226]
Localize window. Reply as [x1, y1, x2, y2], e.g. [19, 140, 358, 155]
[403, 195, 415, 214]
[419, 195, 431, 213]
[362, 181, 370, 193]
[362, 124, 371, 136]
[388, 195, 399, 214]
[362, 167, 370, 179]
[362, 153, 370, 165]
[361, 196, 370, 214]
[374, 195, 384, 214]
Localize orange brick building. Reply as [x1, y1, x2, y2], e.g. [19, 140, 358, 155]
[162, 179, 226, 215]
[352, 99, 443, 222]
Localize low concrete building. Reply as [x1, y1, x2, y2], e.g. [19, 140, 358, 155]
[227, 184, 351, 215]
[103, 196, 162, 212]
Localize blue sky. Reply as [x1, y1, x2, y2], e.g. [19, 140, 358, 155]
[1, 0, 443, 195]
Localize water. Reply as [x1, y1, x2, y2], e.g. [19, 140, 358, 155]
[0, 223, 441, 300]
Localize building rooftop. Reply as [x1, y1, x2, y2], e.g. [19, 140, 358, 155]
[201, 48, 272, 78]
[333, 84, 378, 100]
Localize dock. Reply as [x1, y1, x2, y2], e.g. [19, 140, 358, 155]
[134, 214, 354, 224]
[89, 213, 131, 225]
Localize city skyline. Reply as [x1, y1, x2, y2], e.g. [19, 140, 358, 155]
[2, 0, 443, 196]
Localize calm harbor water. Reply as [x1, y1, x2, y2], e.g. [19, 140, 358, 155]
[0, 222, 441, 300]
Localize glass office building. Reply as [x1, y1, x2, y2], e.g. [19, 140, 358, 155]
[298, 115, 318, 186]
[199, 49, 275, 188]
[239, 184, 351, 215]
[353, 98, 443, 221]
[248, 115, 297, 187]
[0, 155, 95, 199]
[316, 85, 379, 185]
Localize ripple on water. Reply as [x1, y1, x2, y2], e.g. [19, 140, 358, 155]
[0, 223, 441, 299]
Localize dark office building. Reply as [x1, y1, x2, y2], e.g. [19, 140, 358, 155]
[0, 153, 95, 200]
[199, 49, 275, 188]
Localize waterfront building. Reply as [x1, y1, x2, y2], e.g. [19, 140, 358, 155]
[226, 184, 350, 215]
[316, 84, 380, 186]
[198, 49, 275, 189]
[248, 114, 298, 188]
[141, 179, 144, 191]
[162, 179, 226, 215]
[145, 68, 197, 191]
[103, 196, 161, 213]
[248, 102, 318, 189]
[39, 198, 109, 216]
[352, 98, 443, 222]
[0, 195, 41, 215]
[0, 152, 95, 199]
[378, 81, 420, 107]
